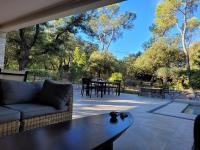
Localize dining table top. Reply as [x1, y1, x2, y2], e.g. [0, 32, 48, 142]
[91, 80, 120, 84]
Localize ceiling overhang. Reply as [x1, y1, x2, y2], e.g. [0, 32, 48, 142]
[0, 0, 124, 32]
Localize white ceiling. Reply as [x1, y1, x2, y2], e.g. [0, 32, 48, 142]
[0, 0, 65, 24]
[0, 0, 123, 32]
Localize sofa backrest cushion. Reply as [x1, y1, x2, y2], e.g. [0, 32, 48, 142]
[36, 80, 72, 110]
[0, 79, 43, 105]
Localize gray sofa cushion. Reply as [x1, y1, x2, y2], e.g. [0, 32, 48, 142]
[0, 79, 43, 105]
[0, 106, 20, 123]
[37, 80, 72, 109]
[5, 103, 68, 119]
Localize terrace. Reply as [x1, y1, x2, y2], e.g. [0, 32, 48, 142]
[0, 0, 198, 150]
[73, 88, 194, 150]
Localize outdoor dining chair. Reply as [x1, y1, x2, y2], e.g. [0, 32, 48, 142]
[81, 78, 96, 97]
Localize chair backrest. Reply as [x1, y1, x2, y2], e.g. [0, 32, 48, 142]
[0, 69, 28, 81]
[82, 78, 91, 85]
[193, 115, 200, 150]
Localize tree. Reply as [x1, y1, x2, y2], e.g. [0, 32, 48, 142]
[156, 67, 179, 85]
[134, 38, 182, 79]
[47, 14, 97, 72]
[142, 37, 155, 51]
[189, 41, 200, 68]
[118, 54, 138, 80]
[6, 25, 41, 70]
[153, 0, 200, 78]
[88, 4, 136, 51]
[5, 13, 95, 71]
[89, 51, 116, 78]
[72, 47, 86, 65]
[69, 47, 87, 82]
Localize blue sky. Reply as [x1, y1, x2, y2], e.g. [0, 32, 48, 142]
[108, 0, 200, 59]
[109, 0, 159, 59]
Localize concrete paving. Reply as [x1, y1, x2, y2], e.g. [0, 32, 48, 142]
[72, 90, 194, 150]
[154, 102, 196, 120]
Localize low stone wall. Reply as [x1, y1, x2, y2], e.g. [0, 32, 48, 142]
[166, 90, 200, 101]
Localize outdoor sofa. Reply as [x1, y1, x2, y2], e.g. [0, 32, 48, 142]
[0, 79, 73, 137]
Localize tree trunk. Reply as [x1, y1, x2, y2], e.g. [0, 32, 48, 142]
[17, 24, 40, 71]
[17, 45, 29, 71]
[18, 60, 26, 71]
[182, 36, 191, 75]
[98, 70, 101, 78]
[182, 12, 191, 81]
[18, 56, 28, 71]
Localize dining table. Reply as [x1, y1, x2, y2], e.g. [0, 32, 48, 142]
[90, 80, 121, 97]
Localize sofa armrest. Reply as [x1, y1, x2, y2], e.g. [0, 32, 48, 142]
[67, 95, 73, 113]
[66, 85, 73, 113]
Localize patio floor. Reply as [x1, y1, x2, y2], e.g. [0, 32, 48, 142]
[72, 89, 194, 150]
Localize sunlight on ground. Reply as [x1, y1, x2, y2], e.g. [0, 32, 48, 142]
[80, 99, 149, 104]
[74, 104, 137, 111]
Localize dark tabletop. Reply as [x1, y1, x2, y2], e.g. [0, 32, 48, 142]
[0, 113, 133, 150]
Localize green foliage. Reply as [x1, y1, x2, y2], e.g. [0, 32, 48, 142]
[153, 0, 199, 35]
[156, 67, 171, 82]
[68, 64, 83, 83]
[157, 67, 179, 81]
[118, 55, 137, 80]
[156, 67, 179, 89]
[89, 4, 136, 50]
[188, 17, 200, 29]
[69, 47, 87, 83]
[189, 41, 200, 69]
[72, 47, 86, 65]
[154, 0, 181, 34]
[89, 51, 116, 79]
[134, 38, 181, 76]
[109, 72, 122, 81]
[190, 70, 200, 89]
[173, 75, 190, 90]
[153, 0, 200, 81]
[27, 69, 57, 81]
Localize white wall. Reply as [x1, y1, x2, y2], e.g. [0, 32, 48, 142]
[0, 32, 6, 69]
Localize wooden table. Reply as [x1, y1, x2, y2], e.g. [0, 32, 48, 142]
[0, 113, 133, 150]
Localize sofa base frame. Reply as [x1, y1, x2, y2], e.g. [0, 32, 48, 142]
[0, 120, 20, 137]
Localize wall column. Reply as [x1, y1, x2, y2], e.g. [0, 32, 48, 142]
[0, 32, 6, 69]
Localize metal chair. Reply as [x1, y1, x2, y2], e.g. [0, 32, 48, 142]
[0, 69, 28, 81]
[113, 80, 121, 96]
[95, 82, 106, 98]
[81, 78, 94, 97]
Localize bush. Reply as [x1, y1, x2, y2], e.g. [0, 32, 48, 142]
[109, 72, 122, 81]
[27, 69, 57, 81]
[173, 75, 190, 90]
[190, 70, 200, 89]
[156, 67, 179, 83]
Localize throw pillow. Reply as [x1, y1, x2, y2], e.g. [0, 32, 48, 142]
[0, 79, 43, 105]
[37, 80, 72, 109]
